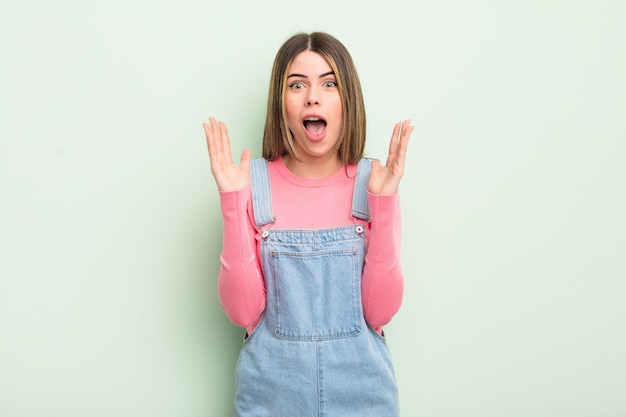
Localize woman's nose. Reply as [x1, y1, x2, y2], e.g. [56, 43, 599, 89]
[306, 87, 320, 106]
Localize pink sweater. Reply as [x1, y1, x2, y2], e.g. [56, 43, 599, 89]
[217, 158, 404, 335]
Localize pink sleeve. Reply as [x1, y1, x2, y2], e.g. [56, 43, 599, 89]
[217, 187, 265, 330]
[361, 192, 404, 331]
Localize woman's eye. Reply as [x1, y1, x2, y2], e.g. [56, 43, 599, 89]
[289, 82, 304, 90]
[323, 80, 337, 88]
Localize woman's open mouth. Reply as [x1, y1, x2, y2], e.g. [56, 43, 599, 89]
[303, 116, 327, 142]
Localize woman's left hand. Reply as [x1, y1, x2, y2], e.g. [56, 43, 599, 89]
[368, 119, 413, 195]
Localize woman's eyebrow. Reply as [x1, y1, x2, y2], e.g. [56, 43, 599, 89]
[287, 71, 336, 79]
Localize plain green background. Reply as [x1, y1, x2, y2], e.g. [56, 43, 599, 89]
[1, 0, 625, 416]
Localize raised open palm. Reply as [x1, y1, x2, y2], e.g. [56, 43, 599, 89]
[368, 119, 413, 195]
[203, 117, 251, 192]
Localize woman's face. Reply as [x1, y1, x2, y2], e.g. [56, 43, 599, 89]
[284, 51, 343, 166]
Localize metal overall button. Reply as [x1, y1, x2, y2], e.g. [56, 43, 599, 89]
[355, 225, 364, 235]
[261, 230, 270, 240]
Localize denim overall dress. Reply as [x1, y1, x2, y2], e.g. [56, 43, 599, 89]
[233, 158, 399, 417]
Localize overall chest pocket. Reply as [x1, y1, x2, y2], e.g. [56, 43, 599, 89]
[268, 247, 363, 341]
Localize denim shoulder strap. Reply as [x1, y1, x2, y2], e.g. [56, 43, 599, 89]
[351, 157, 372, 222]
[250, 158, 275, 227]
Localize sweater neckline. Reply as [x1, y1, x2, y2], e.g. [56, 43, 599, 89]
[271, 157, 356, 187]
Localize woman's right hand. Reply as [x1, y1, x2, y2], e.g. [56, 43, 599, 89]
[203, 117, 251, 192]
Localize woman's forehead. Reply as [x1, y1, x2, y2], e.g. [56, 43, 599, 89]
[287, 51, 333, 75]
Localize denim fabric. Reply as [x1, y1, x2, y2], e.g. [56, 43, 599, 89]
[234, 159, 399, 417]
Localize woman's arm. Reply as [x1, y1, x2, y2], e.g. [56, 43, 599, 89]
[203, 118, 264, 331]
[363, 119, 413, 331]
[361, 193, 404, 330]
[217, 188, 265, 330]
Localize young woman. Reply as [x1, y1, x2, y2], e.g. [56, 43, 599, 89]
[203, 31, 412, 417]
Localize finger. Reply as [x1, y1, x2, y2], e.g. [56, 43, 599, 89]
[203, 121, 211, 144]
[240, 148, 251, 171]
[394, 120, 413, 171]
[402, 125, 414, 149]
[205, 118, 225, 170]
[401, 119, 413, 137]
[391, 121, 401, 144]
[386, 122, 401, 166]
[209, 117, 223, 156]
[219, 121, 234, 164]
[399, 119, 413, 149]
[203, 121, 218, 163]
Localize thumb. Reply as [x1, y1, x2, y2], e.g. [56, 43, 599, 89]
[240, 148, 251, 169]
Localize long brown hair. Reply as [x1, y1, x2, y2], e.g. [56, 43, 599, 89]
[262, 32, 366, 165]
